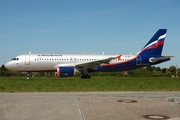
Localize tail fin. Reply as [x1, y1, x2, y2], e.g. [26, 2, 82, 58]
[137, 29, 167, 56]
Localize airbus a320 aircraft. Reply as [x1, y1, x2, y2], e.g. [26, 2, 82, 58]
[4, 29, 173, 79]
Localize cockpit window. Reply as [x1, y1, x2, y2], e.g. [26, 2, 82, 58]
[11, 58, 16, 61]
[11, 58, 19, 61]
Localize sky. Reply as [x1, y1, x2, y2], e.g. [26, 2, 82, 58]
[0, 0, 180, 68]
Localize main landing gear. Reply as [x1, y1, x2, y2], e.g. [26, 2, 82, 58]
[80, 70, 91, 79]
[81, 74, 91, 79]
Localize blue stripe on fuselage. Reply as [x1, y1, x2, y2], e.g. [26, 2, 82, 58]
[88, 55, 171, 73]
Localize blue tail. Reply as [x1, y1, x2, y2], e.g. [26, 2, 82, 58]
[138, 29, 167, 56]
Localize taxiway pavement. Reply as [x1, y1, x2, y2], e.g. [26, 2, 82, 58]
[0, 92, 180, 120]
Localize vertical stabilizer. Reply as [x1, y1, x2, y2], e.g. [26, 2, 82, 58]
[138, 29, 167, 56]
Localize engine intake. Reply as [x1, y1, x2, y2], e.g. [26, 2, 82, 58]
[56, 67, 74, 77]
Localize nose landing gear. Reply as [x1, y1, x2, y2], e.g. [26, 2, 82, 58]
[26, 73, 31, 80]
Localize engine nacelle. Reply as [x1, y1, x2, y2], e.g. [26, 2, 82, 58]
[56, 67, 74, 77]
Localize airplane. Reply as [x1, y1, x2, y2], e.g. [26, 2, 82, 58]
[4, 29, 173, 79]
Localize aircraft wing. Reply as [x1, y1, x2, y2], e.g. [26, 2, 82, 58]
[75, 56, 117, 70]
[149, 56, 174, 63]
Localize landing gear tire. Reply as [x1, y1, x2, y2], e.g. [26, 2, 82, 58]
[81, 74, 91, 79]
[27, 73, 30, 80]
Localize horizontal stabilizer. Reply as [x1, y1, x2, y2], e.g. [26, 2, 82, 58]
[149, 56, 174, 63]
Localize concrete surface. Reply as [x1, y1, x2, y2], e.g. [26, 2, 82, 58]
[0, 92, 180, 120]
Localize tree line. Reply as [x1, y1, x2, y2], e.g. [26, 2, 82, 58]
[0, 65, 179, 77]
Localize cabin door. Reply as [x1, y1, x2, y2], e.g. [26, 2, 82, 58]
[25, 54, 30, 65]
[136, 55, 141, 65]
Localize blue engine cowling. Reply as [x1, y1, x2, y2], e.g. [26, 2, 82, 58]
[56, 67, 74, 77]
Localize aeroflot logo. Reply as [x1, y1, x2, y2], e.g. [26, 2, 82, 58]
[37, 54, 62, 56]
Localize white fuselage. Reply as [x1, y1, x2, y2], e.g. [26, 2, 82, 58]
[5, 53, 136, 72]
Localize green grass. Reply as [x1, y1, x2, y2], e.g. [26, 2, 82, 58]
[0, 76, 180, 92]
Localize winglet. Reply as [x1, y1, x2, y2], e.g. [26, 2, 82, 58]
[116, 55, 122, 60]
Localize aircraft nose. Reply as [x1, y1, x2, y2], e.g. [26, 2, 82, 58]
[4, 62, 11, 70]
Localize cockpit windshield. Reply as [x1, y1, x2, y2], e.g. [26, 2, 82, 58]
[11, 58, 19, 61]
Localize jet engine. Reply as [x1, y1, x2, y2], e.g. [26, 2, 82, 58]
[56, 67, 74, 77]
